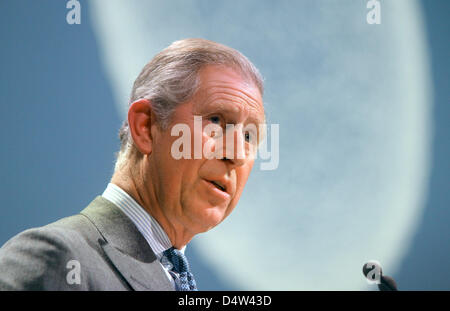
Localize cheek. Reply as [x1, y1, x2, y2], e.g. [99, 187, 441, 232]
[152, 135, 194, 198]
[161, 158, 200, 192]
[232, 163, 254, 201]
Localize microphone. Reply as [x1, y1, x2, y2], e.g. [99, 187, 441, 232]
[362, 261, 398, 291]
[377, 275, 398, 291]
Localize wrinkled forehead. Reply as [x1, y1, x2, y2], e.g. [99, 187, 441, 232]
[193, 65, 265, 124]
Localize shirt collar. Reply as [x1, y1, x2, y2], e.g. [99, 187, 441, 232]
[102, 183, 185, 258]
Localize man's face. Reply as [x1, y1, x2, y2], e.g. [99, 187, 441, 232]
[148, 65, 264, 234]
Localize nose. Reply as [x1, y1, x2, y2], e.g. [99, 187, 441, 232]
[221, 125, 248, 167]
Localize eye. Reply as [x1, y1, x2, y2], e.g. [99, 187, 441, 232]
[209, 115, 221, 124]
[245, 132, 251, 142]
[206, 115, 225, 138]
[244, 130, 257, 144]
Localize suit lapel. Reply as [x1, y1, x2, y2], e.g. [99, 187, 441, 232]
[100, 241, 173, 291]
[80, 196, 174, 291]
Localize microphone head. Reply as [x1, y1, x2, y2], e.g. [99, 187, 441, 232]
[362, 261, 398, 291]
[362, 261, 383, 277]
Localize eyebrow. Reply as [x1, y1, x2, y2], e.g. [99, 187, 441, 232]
[200, 102, 265, 125]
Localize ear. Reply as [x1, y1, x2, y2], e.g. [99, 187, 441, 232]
[127, 99, 155, 155]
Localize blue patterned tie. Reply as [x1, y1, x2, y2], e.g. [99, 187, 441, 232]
[162, 247, 198, 291]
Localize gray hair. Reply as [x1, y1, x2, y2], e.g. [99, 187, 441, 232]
[115, 38, 264, 171]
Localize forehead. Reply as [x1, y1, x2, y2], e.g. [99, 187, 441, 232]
[192, 65, 265, 124]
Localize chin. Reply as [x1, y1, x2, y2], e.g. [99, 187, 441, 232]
[188, 202, 230, 232]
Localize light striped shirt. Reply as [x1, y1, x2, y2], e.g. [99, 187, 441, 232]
[102, 183, 185, 287]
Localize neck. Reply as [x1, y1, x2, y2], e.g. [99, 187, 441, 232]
[110, 155, 195, 249]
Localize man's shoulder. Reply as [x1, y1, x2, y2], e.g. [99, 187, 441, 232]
[44, 210, 103, 249]
[3, 205, 105, 256]
[0, 200, 120, 290]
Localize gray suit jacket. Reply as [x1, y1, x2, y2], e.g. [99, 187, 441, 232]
[0, 196, 174, 291]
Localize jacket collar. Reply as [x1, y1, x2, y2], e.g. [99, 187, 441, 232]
[80, 196, 174, 291]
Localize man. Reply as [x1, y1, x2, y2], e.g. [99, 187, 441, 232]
[0, 38, 265, 290]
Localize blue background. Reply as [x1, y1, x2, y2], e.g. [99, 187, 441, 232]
[0, 0, 448, 290]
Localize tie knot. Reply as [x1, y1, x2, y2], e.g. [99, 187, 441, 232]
[163, 247, 190, 274]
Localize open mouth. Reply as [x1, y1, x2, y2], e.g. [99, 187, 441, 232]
[209, 180, 226, 193]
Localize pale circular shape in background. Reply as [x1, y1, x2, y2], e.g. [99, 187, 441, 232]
[90, 0, 432, 290]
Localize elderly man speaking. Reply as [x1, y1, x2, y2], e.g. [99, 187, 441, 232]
[0, 39, 265, 291]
